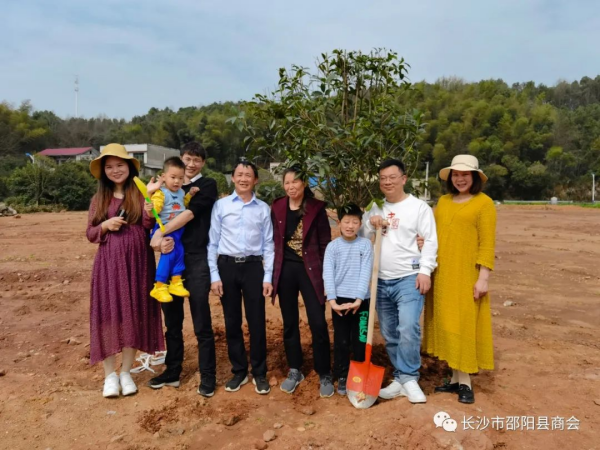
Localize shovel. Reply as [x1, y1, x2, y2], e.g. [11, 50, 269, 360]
[347, 226, 385, 409]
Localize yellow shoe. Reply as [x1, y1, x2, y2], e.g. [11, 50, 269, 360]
[168, 279, 190, 297]
[150, 283, 173, 303]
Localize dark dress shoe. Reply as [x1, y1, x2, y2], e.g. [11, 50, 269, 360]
[435, 382, 459, 393]
[458, 384, 475, 404]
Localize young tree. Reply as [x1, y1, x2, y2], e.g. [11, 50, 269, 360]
[232, 49, 425, 209]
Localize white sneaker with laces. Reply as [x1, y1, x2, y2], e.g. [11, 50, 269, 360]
[378, 380, 405, 399]
[103, 372, 120, 398]
[402, 380, 426, 403]
[120, 371, 138, 396]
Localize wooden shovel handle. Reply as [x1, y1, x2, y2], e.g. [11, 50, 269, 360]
[365, 227, 382, 347]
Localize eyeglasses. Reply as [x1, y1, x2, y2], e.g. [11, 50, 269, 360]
[380, 175, 404, 182]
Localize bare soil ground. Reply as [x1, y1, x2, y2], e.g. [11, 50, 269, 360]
[0, 206, 599, 450]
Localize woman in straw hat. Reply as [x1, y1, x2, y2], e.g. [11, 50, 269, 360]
[423, 154, 496, 404]
[86, 144, 164, 398]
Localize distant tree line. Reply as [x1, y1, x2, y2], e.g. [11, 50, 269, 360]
[2, 73, 600, 206]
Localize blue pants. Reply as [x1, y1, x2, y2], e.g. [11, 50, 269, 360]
[376, 274, 424, 384]
[151, 225, 185, 283]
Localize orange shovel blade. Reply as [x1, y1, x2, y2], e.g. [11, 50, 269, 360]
[347, 360, 385, 409]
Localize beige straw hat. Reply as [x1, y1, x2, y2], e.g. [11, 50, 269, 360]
[89, 143, 140, 179]
[439, 154, 488, 183]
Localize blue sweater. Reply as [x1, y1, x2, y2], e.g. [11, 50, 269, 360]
[323, 236, 373, 301]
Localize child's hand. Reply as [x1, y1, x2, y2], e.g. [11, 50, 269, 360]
[189, 186, 200, 196]
[346, 299, 363, 315]
[329, 300, 347, 317]
[144, 200, 154, 216]
[146, 176, 163, 196]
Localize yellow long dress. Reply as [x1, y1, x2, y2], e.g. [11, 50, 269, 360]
[423, 193, 497, 373]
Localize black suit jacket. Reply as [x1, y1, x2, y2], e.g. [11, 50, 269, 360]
[182, 176, 218, 253]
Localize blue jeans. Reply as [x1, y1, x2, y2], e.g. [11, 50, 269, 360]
[376, 274, 424, 384]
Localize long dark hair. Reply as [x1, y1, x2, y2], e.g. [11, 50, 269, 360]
[91, 158, 142, 226]
[282, 166, 314, 214]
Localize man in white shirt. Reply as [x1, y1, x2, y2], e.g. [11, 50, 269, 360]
[362, 159, 438, 403]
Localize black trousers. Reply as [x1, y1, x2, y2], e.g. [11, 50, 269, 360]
[332, 296, 369, 379]
[278, 261, 331, 376]
[218, 257, 267, 377]
[161, 251, 216, 386]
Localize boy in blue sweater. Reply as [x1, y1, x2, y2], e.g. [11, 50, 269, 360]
[323, 203, 374, 395]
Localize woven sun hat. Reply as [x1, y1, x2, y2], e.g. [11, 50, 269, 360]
[89, 143, 140, 179]
[439, 154, 488, 183]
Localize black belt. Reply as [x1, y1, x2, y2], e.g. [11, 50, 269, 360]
[218, 255, 263, 264]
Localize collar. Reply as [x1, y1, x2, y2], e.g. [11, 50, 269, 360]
[232, 191, 257, 204]
[190, 173, 202, 183]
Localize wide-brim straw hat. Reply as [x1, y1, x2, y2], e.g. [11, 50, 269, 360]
[439, 154, 488, 183]
[89, 143, 140, 179]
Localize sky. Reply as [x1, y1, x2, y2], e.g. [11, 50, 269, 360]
[1, 0, 599, 119]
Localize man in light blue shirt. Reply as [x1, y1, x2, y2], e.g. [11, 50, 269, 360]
[208, 160, 274, 395]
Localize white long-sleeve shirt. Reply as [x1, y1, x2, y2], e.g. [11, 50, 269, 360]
[361, 194, 438, 279]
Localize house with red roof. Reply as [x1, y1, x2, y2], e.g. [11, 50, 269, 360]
[38, 147, 99, 165]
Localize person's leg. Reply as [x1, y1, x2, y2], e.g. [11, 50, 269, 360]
[186, 252, 217, 390]
[152, 250, 174, 302]
[103, 355, 116, 378]
[299, 268, 331, 377]
[376, 279, 407, 399]
[451, 370, 459, 384]
[393, 274, 424, 384]
[277, 262, 303, 371]
[102, 355, 119, 398]
[219, 260, 247, 376]
[120, 347, 138, 396]
[160, 297, 185, 377]
[350, 298, 369, 363]
[375, 279, 401, 380]
[332, 297, 353, 379]
[121, 347, 137, 372]
[240, 262, 267, 378]
[169, 230, 186, 280]
[458, 371, 471, 388]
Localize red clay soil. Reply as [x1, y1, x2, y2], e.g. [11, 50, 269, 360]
[0, 206, 598, 449]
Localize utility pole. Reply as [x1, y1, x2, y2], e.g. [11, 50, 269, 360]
[74, 75, 79, 118]
[593, 173, 596, 203]
[424, 161, 430, 201]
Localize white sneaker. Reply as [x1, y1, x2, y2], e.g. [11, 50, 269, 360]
[378, 380, 405, 399]
[402, 380, 427, 403]
[103, 372, 120, 398]
[120, 371, 138, 396]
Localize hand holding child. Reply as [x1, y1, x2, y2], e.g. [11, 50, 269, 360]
[189, 186, 200, 197]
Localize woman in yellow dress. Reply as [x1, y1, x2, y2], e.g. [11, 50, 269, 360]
[423, 154, 496, 404]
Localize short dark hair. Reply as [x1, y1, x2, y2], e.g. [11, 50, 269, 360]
[379, 159, 406, 174]
[446, 170, 483, 195]
[163, 156, 186, 171]
[338, 203, 363, 221]
[181, 141, 207, 160]
[234, 158, 259, 178]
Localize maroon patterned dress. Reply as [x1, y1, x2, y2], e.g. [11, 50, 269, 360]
[86, 195, 165, 365]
